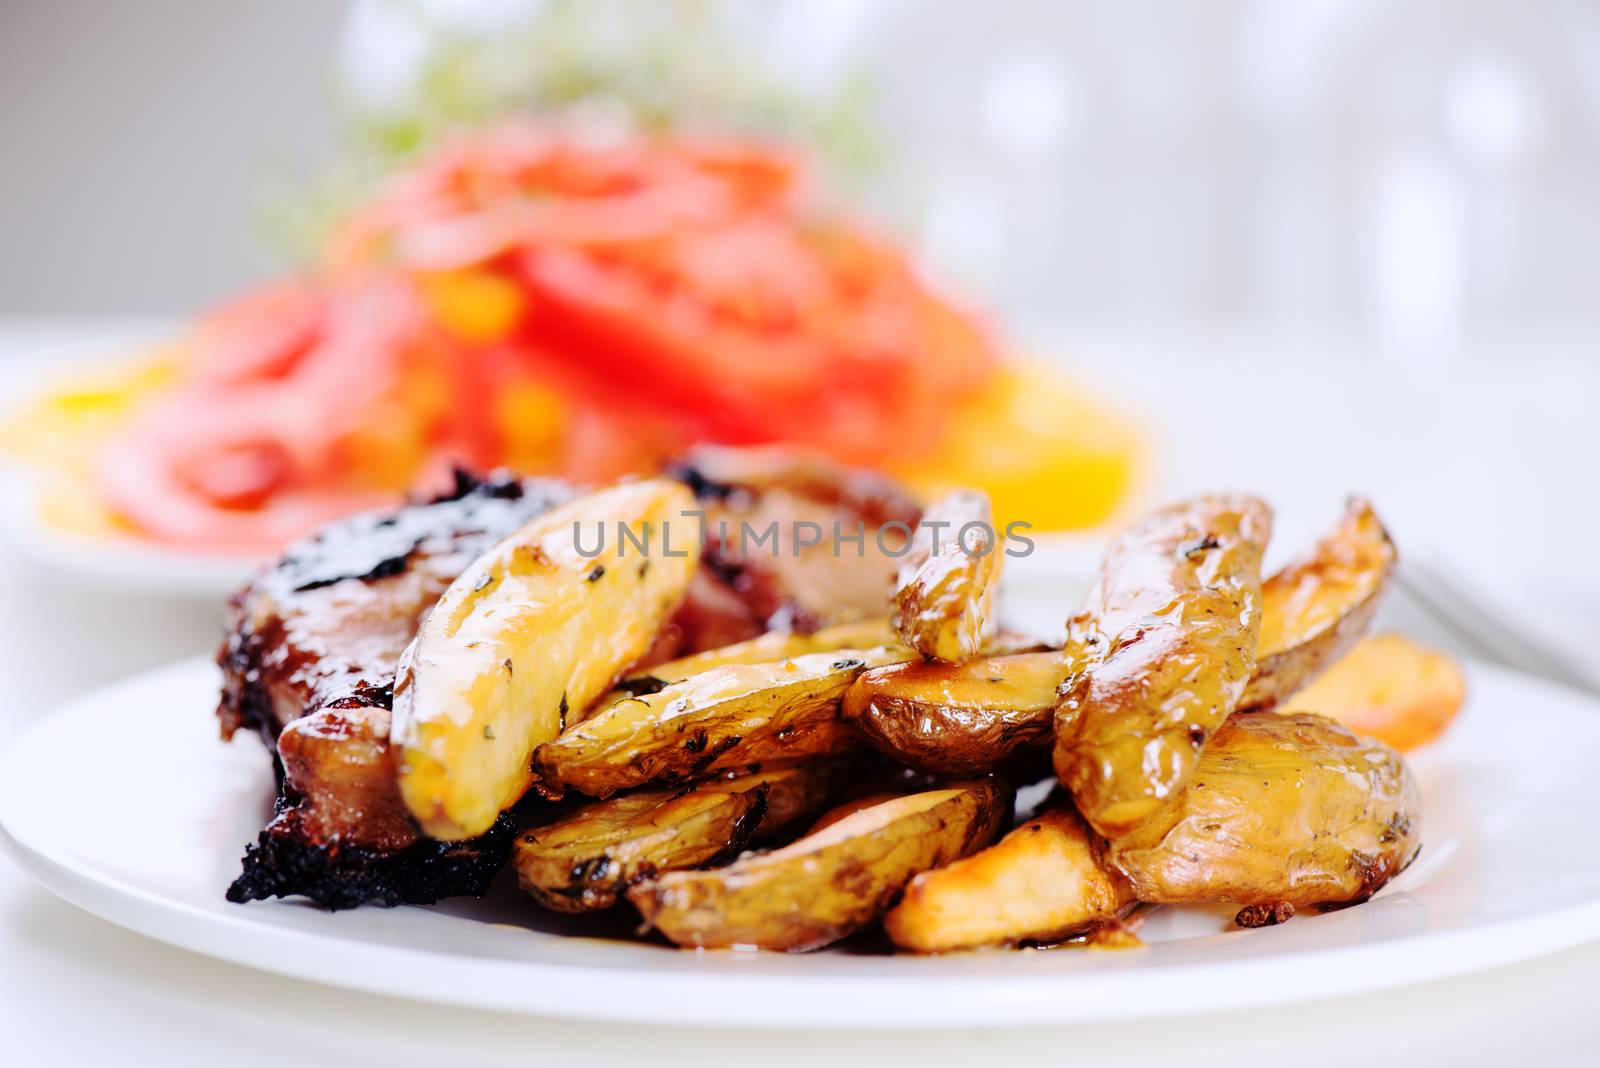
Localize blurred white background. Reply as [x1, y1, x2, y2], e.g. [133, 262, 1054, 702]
[6, 0, 1600, 360]
[3, 0, 1598, 661]
[0, 1, 341, 314]
[3, 4, 1600, 1064]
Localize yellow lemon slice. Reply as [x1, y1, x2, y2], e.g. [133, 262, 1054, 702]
[893, 362, 1144, 533]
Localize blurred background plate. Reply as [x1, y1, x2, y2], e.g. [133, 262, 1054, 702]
[0, 452, 1101, 603]
[0, 470, 255, 598]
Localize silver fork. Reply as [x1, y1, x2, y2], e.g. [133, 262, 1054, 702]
[1391, 554, 1600, 697]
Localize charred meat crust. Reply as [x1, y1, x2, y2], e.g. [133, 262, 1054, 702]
[227, 809, 515, 911]
[218, 472, 576, 908]
[217, 470, 575, 743]
[278, 469, 536, 592]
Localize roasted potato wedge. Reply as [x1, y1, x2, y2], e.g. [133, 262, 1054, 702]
[893, 490, 1002, 662]
[1054, 494, 1272, 836]
[1286, 633, 1466, 750]
[885, 801, 1133, 952]
[1108, 711, 1421, 917]
[513, 763, 845, 912]
[392, 479, 699, 840]
[803, 791, 907, 834]
[585, 618, 901, 722]
[1238, 498, 1396, 712]
[848, 501, 1392, 776]
[535, 646, 913, 798]
[629, 779, 1011, 951]
[843, 651, 1068, 774]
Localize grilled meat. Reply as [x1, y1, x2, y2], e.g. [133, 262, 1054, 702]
[663, 445, 922, 649]
[220, 472, 577, 908]
[220, 450, 924, 909]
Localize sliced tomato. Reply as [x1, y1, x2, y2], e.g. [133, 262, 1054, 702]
[91, 124, 1005, 552]
[185, 279, 325, 388]
[509, 217, 994, 462]
[327, 124, 800, 272]
[94, 276, 477, 553]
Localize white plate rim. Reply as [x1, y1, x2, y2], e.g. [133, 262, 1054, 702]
[0, 467, 258, 597]
[3, 657, 1600, 1029]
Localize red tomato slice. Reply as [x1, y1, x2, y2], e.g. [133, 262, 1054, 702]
[94, 125, 1002, 552]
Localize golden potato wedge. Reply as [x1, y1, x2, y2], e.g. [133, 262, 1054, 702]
[1108, 711, 1421, 916]
[512, 763, 846, 912]
[1054, 494, 1272, 836]
[585, 619, 902, 722]
[846, 504, 1389, 778]
[1286, 633, 1466, 750]
[842, 651, 1068, 774]
[803, 791, 906, 834]
[893, 490, 1002, 662]
[534, 646, 913, 798]
[629, 779, 1011, 951]
[1238, 498, 1396, 712]
[885, 802, 1133, 952]
[391, 479, 699, 840]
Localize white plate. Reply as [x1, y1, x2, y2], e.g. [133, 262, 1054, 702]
[0, 469, 258, 598]
[2, 657, 1599, 1029]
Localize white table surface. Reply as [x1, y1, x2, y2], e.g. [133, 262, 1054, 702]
[2, 321, 1598, 1066]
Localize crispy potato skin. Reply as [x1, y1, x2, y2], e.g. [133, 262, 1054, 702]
[392, 480, 699, 840]
[849, 500, 1393, 777]
[629, 780, 1011, 952]
[585, 619, 901, 723]
[1286, 633, 1465, 750]
[534, 646, 912, 798]
[804, 791, 907, 834]
[1054, 495, 1273, 836]
[885, 802, 1133, 952]
[1239, 499, 1396, 712]
[893, 490, 1002, 662]
[513, 764, 843, 912]
[843, 652, 1068, 774]
[1108, 711, 1421, 910]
